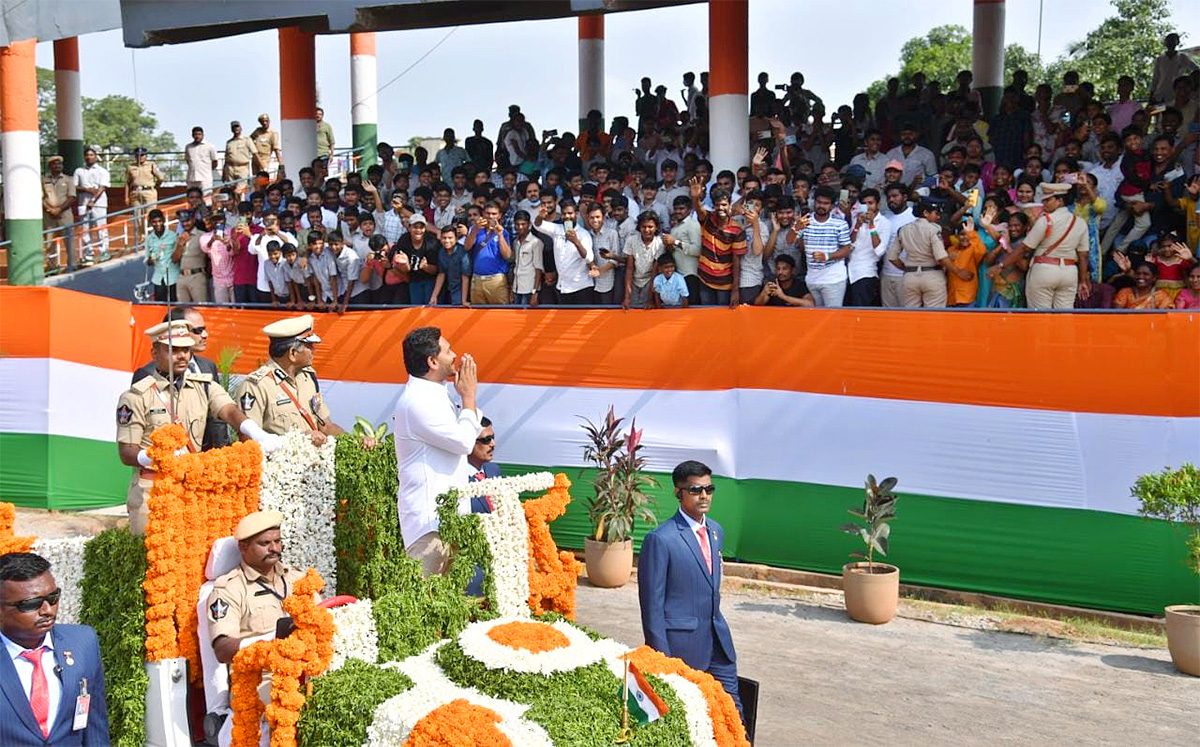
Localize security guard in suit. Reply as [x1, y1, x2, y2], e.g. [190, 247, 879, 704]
[125, 147, 163, 245]
[115, 321, 281, 534]
[234, 315, 353, 447]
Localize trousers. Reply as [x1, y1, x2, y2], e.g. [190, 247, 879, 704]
[1025, 262, 1078, 309]
[880, 274, 905, 307]
[707, 638, 744, 723]
[903, 270, 947, 308]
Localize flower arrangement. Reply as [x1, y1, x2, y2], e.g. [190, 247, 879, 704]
[458, 617, 603, 675]
[143, 423, 263, 680]
[230, 569, 335, 747]
[260, 430, 338, 594]
[523, 474, 583, 620]
[329, 599, 379, 671]
[403, 699, 514, 747]
[581, 407, 658, 543]
[477, 488, 533, 618]
[0, 502, 34, 554]
[623, 646, 749, 747]
[31, 537, 88, 624]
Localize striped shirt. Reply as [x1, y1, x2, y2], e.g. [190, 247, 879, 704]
[698, 214, 748, 291]
[800, 215, 850, 285]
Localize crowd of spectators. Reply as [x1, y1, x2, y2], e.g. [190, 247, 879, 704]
[130, 33, 1199, 311]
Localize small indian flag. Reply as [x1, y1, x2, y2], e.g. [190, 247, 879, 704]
[625, 662, 669, 725]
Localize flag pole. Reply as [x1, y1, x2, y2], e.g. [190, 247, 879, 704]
[615, 655, 632, 744]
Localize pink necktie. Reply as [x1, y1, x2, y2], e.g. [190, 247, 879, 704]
[19, 647, 50, 737]
[696, 527, 713, 575]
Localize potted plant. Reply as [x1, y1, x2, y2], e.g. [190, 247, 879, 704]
[1132, 463, 1200, 676]
[840, 474, 900, 624]
[580, 407, 658, 588]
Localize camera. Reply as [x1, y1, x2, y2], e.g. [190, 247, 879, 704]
[543, 129, 558, 138]
[774, 84, 788, 91]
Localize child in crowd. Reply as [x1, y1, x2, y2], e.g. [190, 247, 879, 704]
[282, 244, 312, 309]
[651, 253, 689, 308]
[1175, 263, 1200, 309]
[1146, 237, 1194, 301]
[945, 217, 986, 307]
[263, 241, 291, 308]
[330, 231, 363, 312]
[306, 232, 340, 312]
[1101, 126, 1153, 254]
[431, 225, 472, 306]
[623, 210, 665, 309]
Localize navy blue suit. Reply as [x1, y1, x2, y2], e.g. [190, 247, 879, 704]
[638, 511, 741, 716]
[0, 624, 109, 747]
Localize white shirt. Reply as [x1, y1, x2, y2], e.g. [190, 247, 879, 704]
[1088, 158, 1124, 230]
[537, 220, 594, 294]
[184, 140, 219, 186]
[2, 631, 62, 727]
[847, 211, 893, 283]
[881, 205, 917, 278]
[73, 164, 110, 209]
[248, 231, 298, 292]
[392, 376, 483, 548]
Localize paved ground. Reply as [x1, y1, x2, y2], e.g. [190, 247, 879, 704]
[575, 581, 1200, 746]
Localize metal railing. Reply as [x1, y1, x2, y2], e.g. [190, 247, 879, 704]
[1, 145, 367, 282]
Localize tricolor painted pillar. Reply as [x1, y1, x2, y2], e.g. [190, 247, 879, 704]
[578, 15, 604, 132]
[279, 27, 317, 175]
[53, 38, 83, 173]
[350, 32, 378, 170]
[708, 0, 749, 176]
[2, 39, 44, 285]
[972, 0, 1006, 117]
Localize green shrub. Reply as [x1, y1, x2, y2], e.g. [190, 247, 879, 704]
[334, 434, 409, 598]
[297, 659, 413, 747]
[79, 529, 148, 747]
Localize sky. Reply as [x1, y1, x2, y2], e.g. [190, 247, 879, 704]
[33, 0, 1200, 152]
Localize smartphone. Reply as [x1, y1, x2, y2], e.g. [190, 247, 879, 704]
[838, 189, 850, 203]
[564, 219, 575, 232]
[757, 130, 772, 140]
[1061, 173, 1078, 185]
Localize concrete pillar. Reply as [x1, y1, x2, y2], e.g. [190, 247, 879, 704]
[279, 27, 317, 176]
[972, 0, 1006, 117]
[578, 15, 604, 132]
[53, 37, 84, 173]
[2, 39, 44, 285]
[708, 0, 749, 176]
[350, 32, 378, 170]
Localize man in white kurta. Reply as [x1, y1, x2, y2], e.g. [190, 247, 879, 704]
[392, 326, 483, 576]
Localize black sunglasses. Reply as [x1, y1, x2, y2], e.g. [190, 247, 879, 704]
[679, 485, 716, 496]
[475, 435, 495, 445]
[190, 326, 206, 335]
[4, 588, 62, 613]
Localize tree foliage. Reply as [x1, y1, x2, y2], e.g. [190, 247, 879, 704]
[36, 67, 177, 156]
[865, 0, 1180, 105]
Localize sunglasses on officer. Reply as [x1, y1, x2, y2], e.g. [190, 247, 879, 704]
[677, 484, 717, 496]
[3, 588, 62, 613]
[475, 434, 495, 445]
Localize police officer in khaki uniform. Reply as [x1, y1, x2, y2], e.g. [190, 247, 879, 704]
[176, 208, 210, 303]
[223, 121, 255, 193]
[887, 201, 968, 308]
[41, 155, 76, 264]
[116, 321, 282, 534]
[234, 315, 359, 447]
[206, 510, 307, 667]
[126, 147, 164, 245]
[1011, 182, 1091, 309]
[249, 113, 284, 178]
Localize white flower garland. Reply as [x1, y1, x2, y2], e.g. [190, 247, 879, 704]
[328, 599, 378, 671]
[456, 617, 605, 675]
[478, 489, 532, 618]
[258, 430, 337, 594]
[455, 472, 556, 499]
[368, 642, 553, 746]
[658, 673, 718, 747]
[32, 537, 88, 625]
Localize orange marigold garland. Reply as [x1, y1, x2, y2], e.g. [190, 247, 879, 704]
[230, 569, 335, 747]
[142, 424, 263, 677]
[524, 473, 583, 619]
[403, 700, 514, 747]
[486, 620, 571, 653]
[0, 502, 35, 555]
[625, 646, 750, 747]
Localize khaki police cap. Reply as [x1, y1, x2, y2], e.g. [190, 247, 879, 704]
[47, 155, 64, 164]
[146, 320, 196, 347]
[1039, 182, 1072, 198]
[235, 510, 285, 541]
[262, 314, 321, 344]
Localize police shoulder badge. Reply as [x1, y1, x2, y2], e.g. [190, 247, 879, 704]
[116, 404, 133, 425]
[209, 598, 229, 621]
[239, 392, 257, 411]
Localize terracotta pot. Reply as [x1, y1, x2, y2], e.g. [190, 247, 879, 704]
[842, 561, 900, 624]
[1165, 605, 1200, 676]
[585, 538, 633, 588]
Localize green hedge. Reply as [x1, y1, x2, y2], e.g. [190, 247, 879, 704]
[79, 529, 148, 747]
[297, 659, 413, 747]
[334, 434, 410, 599]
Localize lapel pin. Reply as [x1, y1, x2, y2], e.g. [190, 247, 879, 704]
[64, 650, 74, 666]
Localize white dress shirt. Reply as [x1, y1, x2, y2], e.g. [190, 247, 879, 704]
[847, 211, 893, 283]
[392, 375, 483, 548]
[537, 220, 594, 294]
[2, 630, 62, 726]
[248, 230, 298, 292]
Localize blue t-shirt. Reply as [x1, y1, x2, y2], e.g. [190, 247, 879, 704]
[653, 272, 689, 306]
[436, 244, 473, 304]
[469, 227, 511, 276]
